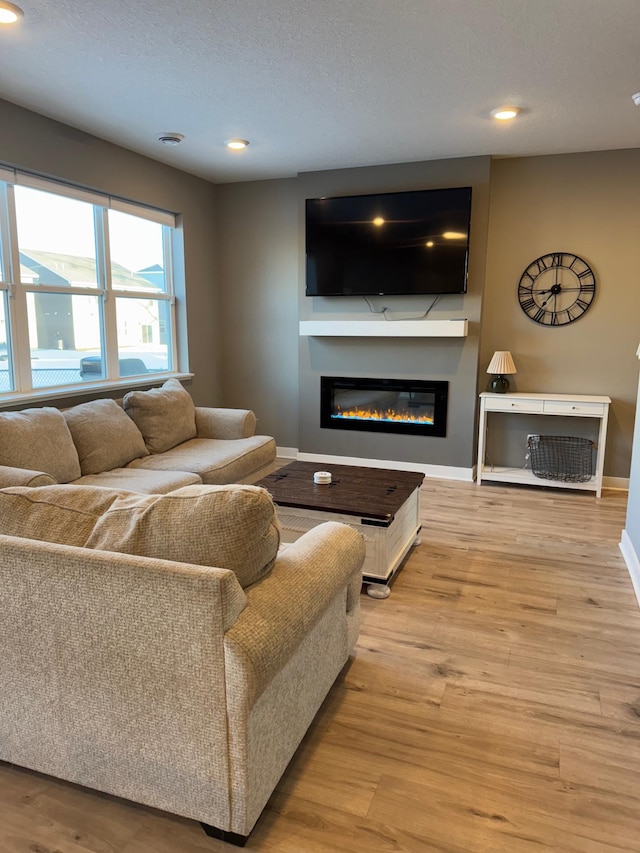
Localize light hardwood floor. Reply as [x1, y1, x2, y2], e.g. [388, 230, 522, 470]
[1, 479, 637, 852]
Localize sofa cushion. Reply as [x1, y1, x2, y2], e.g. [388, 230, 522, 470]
[63, 398, 149, 475]
[0, 484, 125, 547]
[0, 407, 81, 483]
[85, 484, 280, 588]
[71, 467, 202, 494]
[126, 435, 277, 485]
[122, 378, 197, 454]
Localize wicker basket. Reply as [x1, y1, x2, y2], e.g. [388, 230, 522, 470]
[527, 435, 594, 483]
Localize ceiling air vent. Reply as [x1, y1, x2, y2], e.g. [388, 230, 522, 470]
[156, 132, 184, 146]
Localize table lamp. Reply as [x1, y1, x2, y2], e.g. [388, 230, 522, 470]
[487, 350, 517, 393]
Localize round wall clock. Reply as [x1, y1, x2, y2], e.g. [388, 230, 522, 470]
[517, 252, 596, 326]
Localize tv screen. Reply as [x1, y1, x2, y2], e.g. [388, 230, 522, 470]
[305, 186, 472, 297]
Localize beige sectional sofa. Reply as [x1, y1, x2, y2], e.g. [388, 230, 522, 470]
[0, 378, 277, 493]
[0, 480, 365, 844]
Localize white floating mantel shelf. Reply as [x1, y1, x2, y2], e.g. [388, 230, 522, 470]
[299, 319, 468, 338]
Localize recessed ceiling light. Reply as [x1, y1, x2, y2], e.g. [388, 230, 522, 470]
[226, 139, 249, 150]
[156, 132, 184, 146]
[490, 107, 521, 121]
[0, 1, 23, 24]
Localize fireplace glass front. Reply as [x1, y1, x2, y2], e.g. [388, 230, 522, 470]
[321, 376, 448, 437]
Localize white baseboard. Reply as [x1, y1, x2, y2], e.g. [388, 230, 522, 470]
[603, 476, 630, 490]
[278, 450, 629, 490]
[620, 530, 640, 609]
[295, 451, 474, 481]
[275, 446, 298, 459]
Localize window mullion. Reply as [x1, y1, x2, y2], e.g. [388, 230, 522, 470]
[5, 185, 32, 393]
[163, 225, 176, 372]
[96, 207, 118, 380]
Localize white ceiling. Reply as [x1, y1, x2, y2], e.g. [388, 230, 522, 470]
[1, 0, 639, 184]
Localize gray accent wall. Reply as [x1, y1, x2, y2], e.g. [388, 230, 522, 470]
[216, 157, 491, 468]
[297, 158, 491, 468]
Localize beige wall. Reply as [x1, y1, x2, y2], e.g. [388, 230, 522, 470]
[3, 99, 638, 479]
[0, 99, 220, 407]
[215, 150, 639, 478]
[626, 364, 640, 555]
[215, 179, 299, 444]
[483, 150, 640, 479]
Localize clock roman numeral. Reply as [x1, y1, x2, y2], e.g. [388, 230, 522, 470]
[551, 253, 563, 267]
[520, 297, 536, 312]
[551, 312, 559, 325]
[535, 257, 548, 274]
[575, 298, 591, 312]
[533, 307, 546, 323]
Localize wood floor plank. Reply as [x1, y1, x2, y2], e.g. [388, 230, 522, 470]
[0, 477, 636, 851]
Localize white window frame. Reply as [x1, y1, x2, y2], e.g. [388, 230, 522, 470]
[0, 167, 190, 405]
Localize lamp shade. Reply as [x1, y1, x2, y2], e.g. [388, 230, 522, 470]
[486, 351, 517, 375]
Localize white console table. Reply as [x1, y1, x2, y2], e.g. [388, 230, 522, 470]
[477, 392, 611, 498]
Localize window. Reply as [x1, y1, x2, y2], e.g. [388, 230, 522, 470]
[0, 167, 182, 399]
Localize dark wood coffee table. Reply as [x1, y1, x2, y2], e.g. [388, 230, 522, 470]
[257, 461, 424, 596]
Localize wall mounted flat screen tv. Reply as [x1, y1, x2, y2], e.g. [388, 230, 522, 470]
[305, 186, 472, 297]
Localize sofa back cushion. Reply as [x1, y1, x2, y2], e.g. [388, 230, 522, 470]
[0, 407, 81, 483]
[85, 484, 280, 588]
[122, 378, 197, 454]
[63, 398, 149, 475]
[0, 484, 124, 546]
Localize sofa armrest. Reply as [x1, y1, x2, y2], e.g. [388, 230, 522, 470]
[195, 407, 257, 440]
[0, 534, 247, 827]
[0, 465, 57, 488]
[224, 521, 365, 706]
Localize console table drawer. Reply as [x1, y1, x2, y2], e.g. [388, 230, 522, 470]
[543, 400, 607, 416]
[487, 397, 545, 413]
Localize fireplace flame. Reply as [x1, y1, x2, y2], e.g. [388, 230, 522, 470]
[333, 406, 434, 425]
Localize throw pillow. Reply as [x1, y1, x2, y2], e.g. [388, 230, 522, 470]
[63, 398, 149, 475]
[122, 378, 197, 454]
[0, 485, 125, 547]
[0, 407, 81, 483]
[85, 484, 280, 588]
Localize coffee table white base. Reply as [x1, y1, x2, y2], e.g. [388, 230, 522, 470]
[275, 487, 421, 596]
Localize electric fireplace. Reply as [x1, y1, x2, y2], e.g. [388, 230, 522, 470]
[321, 376, 448, 437]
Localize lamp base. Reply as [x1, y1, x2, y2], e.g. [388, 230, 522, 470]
[490, 375, 510, 393]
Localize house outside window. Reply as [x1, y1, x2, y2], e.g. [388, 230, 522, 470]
[0, 166, 183, 398]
